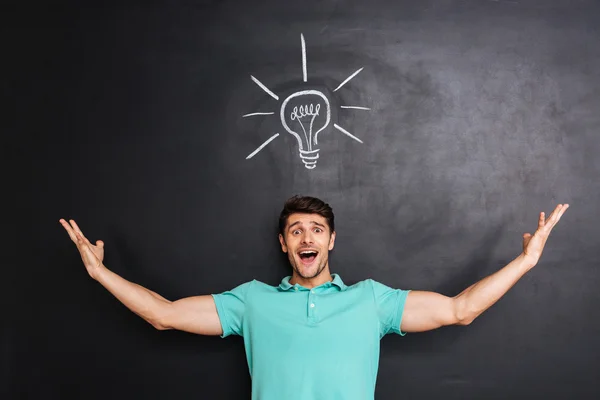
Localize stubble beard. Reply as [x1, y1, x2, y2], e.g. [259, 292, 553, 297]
[289, 254, 328, 280]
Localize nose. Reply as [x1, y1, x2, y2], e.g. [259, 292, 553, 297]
[300, 230, 314, 245]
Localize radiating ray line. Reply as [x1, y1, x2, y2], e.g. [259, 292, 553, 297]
[340, 106, 371, 110]
[250, 75, 279, 100]
[301, 33, 307, 82]
[242, 112, 275, 117]
[333, 123, 363, 143]
[246, 133, 280, 159]
[333, 67, 364, 92]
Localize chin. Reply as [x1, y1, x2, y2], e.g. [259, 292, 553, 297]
[296, 262, 326, 279]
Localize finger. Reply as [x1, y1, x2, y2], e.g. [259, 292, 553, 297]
[547, 204, 562, 219]
[74, 231, 93, 248]
[96, 240, 104, 248]
[69, 219, 85, 237]
[547, 204, 569, 229]
[81, 233, 94, 247]
[59, 219, 79, 242]
[546, 204, 562, 225]
[541, 204, 563, 225]
[538, 212, 545, 228]
[69, 219, 95, 245]
[74, 231, 86, 245]
[554, 203, 569, 220]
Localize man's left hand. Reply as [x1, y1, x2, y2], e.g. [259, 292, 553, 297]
[522, 203, 570, 266]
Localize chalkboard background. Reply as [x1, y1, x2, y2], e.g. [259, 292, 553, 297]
[5, 0, 600, 398]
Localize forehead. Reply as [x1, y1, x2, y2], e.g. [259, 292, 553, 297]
[285, 213, 329, 228]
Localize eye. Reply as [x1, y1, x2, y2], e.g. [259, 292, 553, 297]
[314, 228, 322, 233]
[292, 229, 301, 235]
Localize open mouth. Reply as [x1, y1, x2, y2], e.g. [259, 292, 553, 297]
[298, 250, 319, 265]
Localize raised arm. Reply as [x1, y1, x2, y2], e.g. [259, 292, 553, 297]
[400, 203, 569, 333]
[59, 219, 222, 336]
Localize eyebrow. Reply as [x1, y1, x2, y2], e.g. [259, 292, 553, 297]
[288, 221, 326, 230]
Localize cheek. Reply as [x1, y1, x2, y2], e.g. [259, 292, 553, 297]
[286, 238, 298, 252]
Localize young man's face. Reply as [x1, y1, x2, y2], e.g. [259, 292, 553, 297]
[278, 213, 336, 280]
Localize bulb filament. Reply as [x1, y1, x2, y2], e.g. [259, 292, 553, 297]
[290, 103, 321, 120]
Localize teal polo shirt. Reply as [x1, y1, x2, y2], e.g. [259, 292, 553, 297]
[211, 273, 410, 400]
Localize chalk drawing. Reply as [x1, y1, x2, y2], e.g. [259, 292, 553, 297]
[250, 75, 279, 100]
[301, 33, 307, 83]
[333, 67, 364, 92]
[243, 34, 370, 169]
[333, 123, 363, 143]
[246, 133, 280, 159]
[242, 112, 275, 117]
[281, 90, 331, 169]
[340, 106, 371, 110]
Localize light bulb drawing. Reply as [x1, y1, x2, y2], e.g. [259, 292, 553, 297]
[280, 90, 331, 169]
[242, 33, 371, 169]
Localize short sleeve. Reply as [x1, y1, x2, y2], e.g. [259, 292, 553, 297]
[369, 279, 411, 337]
[211, 280, 254, 338]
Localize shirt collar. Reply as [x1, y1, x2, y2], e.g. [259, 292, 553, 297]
[278, 273, 346, 291]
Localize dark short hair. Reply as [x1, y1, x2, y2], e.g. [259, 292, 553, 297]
[279, 195, 335, 235]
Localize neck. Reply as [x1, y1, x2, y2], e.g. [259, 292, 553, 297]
[290, 265, 333, 289]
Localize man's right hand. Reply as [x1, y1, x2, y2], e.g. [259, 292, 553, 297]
[60, 219, 105, 280]
[59, 218, 223, 335]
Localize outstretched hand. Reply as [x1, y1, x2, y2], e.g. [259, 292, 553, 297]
[59, 219, 105, 279]
[522, 204, 569, 266]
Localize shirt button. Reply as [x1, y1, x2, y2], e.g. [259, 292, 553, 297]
[310, 303, 315, 308]
[294, 287, 298, 291]
[311, 290, 314, 293]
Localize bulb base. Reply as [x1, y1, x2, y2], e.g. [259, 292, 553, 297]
[299, 149, 319, 169]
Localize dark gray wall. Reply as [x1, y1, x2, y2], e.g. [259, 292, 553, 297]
[6, 0, 600, 398]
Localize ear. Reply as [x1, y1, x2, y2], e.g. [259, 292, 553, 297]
[278, 234, 288, 253]
[328, 231, 336, 251]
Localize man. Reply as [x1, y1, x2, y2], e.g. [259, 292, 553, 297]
[60, 195, 569, 399]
